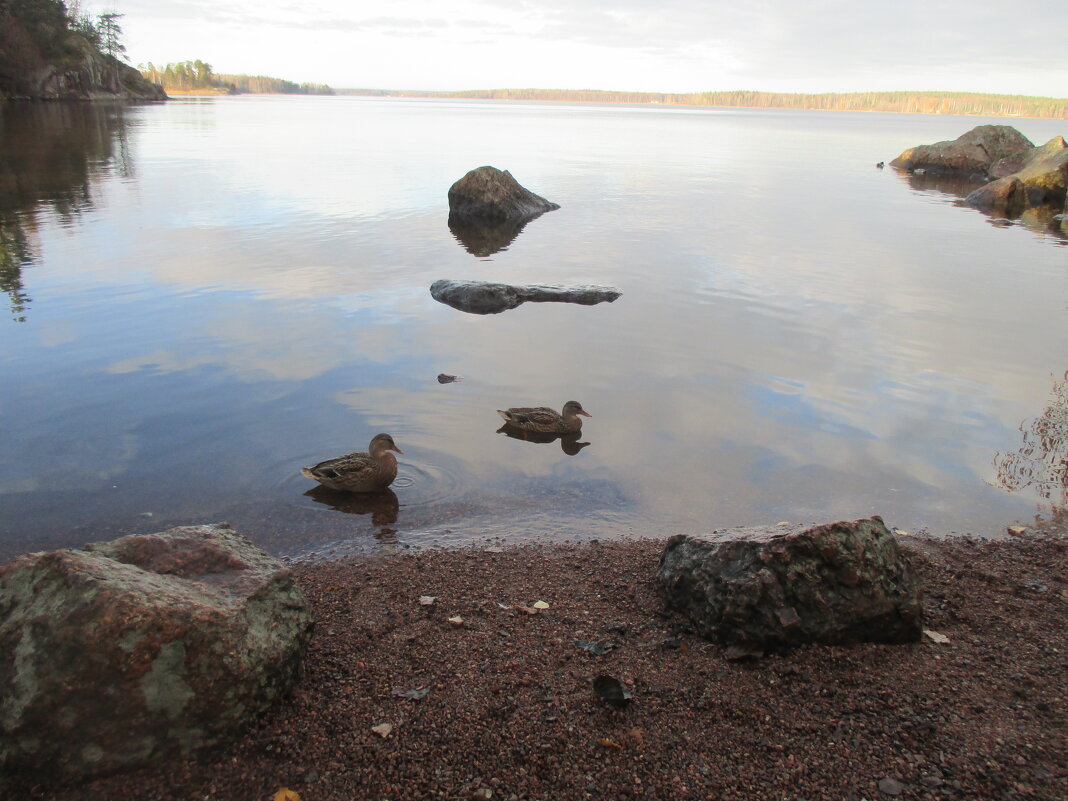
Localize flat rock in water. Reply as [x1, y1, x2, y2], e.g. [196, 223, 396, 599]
[0, 524, 313, 780]
[657, 516, 923, 653]
[430, 279, 621, 315]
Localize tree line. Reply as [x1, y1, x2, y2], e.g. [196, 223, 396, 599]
[138, 61, 334, 96]
[0, 0, 128, 97]
[340, 87, 1068, 119]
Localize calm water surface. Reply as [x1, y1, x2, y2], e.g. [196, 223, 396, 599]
[1, 97, 1066, 560]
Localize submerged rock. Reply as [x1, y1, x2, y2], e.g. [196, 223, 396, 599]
[889, 125, 1034, 176]
[447, 166, 559, 223]
[657, 517, 923, 655]
[430, 279, 621, 315]
[0, 524, 312, 779]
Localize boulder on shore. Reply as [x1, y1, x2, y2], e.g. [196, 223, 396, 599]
[447, 166, 559, 224]
[0, 524, 312, 780]
[964, 136, 1068, 216]
[889, 125, 1034, 177]
[657, 517, 923, 656]
[430, 278, 621, 315]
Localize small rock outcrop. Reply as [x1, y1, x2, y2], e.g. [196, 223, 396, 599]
[430, 279, 621, 315]
[447, 166, 559, 224]
[658, 517, 923, 656]
[0, 524, 312, 780]
[964, 136, 1068, 216]
[889, 125, 1034, 176]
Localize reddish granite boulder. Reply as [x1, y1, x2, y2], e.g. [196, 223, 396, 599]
[658, 517, 923, 656]
[0, 524, 312, 779]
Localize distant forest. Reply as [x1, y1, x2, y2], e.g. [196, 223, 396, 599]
[139, 61, 333, 95]
[339, 88, 1068, 118]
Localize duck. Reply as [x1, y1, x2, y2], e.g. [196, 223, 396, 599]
[496, 400, 591, 434]
[301, 433, 403, 493]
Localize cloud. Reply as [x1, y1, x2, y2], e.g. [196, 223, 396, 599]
[119, 0, 1068, 95]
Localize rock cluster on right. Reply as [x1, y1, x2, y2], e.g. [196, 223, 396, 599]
[889, 124, 1068, 218]
[657, 517, 923, 656]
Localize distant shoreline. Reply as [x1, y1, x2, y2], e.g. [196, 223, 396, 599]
[327, 88, 1068, 119]
[168, 89, 1067, 120]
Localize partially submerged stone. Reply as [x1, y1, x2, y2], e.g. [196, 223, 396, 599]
[657, 517, 923, 655]
[430, 278, 621, 315]
[447, 166, 559, 223]
[889, 125, 1034, 176]
[964, 137, 1068, 216]
[0, 524, 313, 779]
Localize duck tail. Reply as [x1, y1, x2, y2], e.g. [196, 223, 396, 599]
[496, 410, 511, 422]
[301, 467, 317, 480]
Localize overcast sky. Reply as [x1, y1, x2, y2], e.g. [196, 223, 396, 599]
[109, 0, 1066, 96]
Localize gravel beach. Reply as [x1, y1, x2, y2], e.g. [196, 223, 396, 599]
[4, 533, 1066, 801]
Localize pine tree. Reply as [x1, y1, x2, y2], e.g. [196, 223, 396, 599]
[97, 11, 126, 60]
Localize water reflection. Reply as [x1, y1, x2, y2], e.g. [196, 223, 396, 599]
[0, 102, 133, 320]
[496, 425, 591, 456]
[0, 218, 32, 322]
[448, 212, 535, 257]
[993, 370, 1068, 510]
[303, 486, 400, 526]
[896, 169, 1068, 243]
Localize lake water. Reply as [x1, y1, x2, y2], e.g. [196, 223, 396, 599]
[2, 97, 1066, 561]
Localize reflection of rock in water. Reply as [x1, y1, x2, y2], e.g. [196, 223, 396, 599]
[448, 212, 535, 257]
[496, 424, 591, 456]
[303, 486, 400, 525]
[430, 278, 621, 315]
[0, 103, 133, 320]
[994, 370, 1068, 508]
[899, 170, 986, 199]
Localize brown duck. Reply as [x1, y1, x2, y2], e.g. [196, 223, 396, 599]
[301, 433, 403, 492]
[496, 400, 591, 434]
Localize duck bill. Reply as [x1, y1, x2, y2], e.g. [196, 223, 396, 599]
[392, 446, 405, 454]
[579, 410, 592, 417]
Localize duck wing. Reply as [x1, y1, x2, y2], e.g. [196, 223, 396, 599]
[496, 406, 562, 429]
[304, 450, 373, 480]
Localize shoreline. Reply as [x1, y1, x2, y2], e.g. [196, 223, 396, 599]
[5, 531, 1065, 800]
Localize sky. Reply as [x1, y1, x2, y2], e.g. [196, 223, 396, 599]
[100, 0, 1067, 96]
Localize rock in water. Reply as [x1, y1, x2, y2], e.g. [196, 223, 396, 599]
[0, 524, 313, 780]
[447, 166, 559, 223]
[965, 137, 1068, 216]
[430, 279, 621, 315]
[889, 125, 1034, 176]
[657, 517, 922, 654]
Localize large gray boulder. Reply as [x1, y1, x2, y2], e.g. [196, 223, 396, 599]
[658, 517, 923, 656]
[447, 166, 559, 223]
[964, 137, 1068, 216]
[0, 524, 312, 779]
[430, 278, 621, 315]
[889, 125, 1034, 176]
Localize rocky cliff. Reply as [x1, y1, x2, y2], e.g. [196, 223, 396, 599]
[3, 36, 165, 101]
